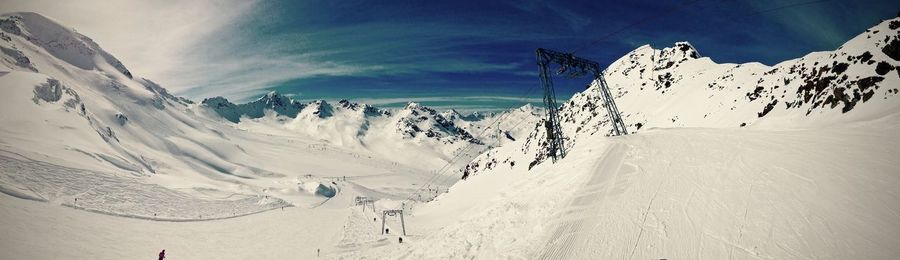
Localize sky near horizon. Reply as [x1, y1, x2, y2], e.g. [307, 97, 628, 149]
[2, 0, 899, 112]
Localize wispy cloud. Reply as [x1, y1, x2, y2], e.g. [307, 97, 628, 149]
[1, 1, 258, 88]
[4, 0, 893, 112]
[505, 0, 592, 31]
[0, 0, 377, 101]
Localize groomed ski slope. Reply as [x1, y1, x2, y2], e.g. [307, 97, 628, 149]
[334, 121, 900, 259]
[0, 194, 348, 259]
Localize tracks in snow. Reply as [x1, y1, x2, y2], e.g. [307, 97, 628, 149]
[536, 143, 629, 259]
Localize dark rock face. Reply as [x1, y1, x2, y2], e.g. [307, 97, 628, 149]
[875, 61, 894, 75]
[1, 46, 36, 71]
[201, 97, 242, 123]
[32, 78, 63, 103]
[884, 39, 900, 61]
[396, 103, 482, 145]
[0, 16, 23, 36]
[201, 93, 306, 123]
[338, 99, 390, 117]
[832, 62, 849, 74]
[115, 113, 128, 125]
[758, 100, 778, 117]
[307, 100, 334, 119]
[747, 86, 765, 101]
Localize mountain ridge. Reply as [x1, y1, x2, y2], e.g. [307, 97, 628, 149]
[461, 15, 900, 178]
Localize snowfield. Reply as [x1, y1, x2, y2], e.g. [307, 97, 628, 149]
[1, 11, 899, 260]
[335, 124, 900, 259]
[3, 125, 897, 259]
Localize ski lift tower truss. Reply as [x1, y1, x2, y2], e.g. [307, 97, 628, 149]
[536, 48, 628, 162]
[355, 196, 375, 212]
[381, 209, 406, 235]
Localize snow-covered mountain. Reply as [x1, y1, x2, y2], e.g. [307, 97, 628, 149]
[462, 16, 900, 177]
[0, 10, 523, 187]
[199, 93, 544, 169]
[200, 92, 308, 123]
[0, 12, 453, 219]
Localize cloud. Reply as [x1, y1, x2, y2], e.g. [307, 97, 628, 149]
[0, 0, 375, 100]
[505, 0, 592, 31]
[745, 1, 845, 49]
[0, 0, 564, 103]
[1, 1, 246, 84]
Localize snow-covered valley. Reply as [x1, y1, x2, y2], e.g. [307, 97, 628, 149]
[1, 11, 899, 259]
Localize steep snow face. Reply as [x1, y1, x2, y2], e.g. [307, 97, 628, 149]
[0, 12, 275, 190]
[0, 12, 132, 78]
[0, 12, 202, 178]
[463, 17, 900, 177]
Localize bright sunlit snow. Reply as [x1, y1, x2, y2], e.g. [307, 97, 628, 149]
[1, 6, 899, 260]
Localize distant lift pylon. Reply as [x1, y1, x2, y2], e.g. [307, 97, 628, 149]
[535, 48, 628, 162]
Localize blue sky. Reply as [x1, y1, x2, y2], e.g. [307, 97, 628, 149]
[6, 0, 898, 112]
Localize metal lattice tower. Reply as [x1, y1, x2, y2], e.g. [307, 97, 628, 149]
[536, 48, 627, 162]
[381, 209, 406, 235]
[355, 196, 375, 212]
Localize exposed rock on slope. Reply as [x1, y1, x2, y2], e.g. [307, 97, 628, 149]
[462, 16, 900, 178]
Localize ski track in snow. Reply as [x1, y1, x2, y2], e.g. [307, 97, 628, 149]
[337, 127, 900, 259]
[0, 154, 290, 221]
[538, 143, 628, 259]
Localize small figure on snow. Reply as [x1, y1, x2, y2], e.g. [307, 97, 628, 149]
[385, 228, 390, 234]
[399, 237, 403, 243]
[158, 249, 165, 260]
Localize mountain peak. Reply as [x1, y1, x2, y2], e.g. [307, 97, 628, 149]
[1, 12, 133, 79]
[657, 41, 701, 62]
[405, 101, 422, 110]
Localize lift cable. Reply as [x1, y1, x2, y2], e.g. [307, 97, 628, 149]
[402, 84, 538, 204]
[427, 95, 555, 191]
[739, 0, 831, 19]
[570, 0, 705, 54]
[401, 84, 540, 204]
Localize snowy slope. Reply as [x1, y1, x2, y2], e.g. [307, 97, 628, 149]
[2, 11, 899, 260]
[340, 125, 900, 259]
[0, 12, 451, 221]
